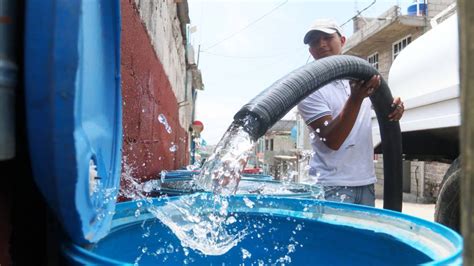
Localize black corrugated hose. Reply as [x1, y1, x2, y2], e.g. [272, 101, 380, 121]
[233, 55, 402, 211]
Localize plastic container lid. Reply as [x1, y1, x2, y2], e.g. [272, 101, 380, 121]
[24, 0, 122, 244]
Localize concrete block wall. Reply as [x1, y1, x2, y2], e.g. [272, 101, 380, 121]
[410, 160, 425, 198]
[374, 154, 384, 198]
[424, 161, 450, 199]
[374, 155, 451, 203]
[377, 48, 392, 80]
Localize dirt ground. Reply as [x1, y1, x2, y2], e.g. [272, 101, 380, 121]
[375, 199, 435, 222]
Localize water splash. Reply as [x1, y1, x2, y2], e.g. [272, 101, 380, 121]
[118, 116, 320, 261]
[194, 123, 255, 195]
[147, 194, 247, 256]
[119, 160, 244, 256]
[158, 113, 172, 134]
[88, 159, 118, 223]
[243, 197, 255, 208]
[241, 248, 251, 259]
[149, 120, 256, 256]
[142, 179, 160, 193]
[146, 118, 321, 257]
[118, 158, 249, 260]
[119, 158, 148, 201]
[169, 142, 178, 153]
[186, 161, 201, 171]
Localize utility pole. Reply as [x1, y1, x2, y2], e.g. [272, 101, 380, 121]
[458, 0, 474, 263]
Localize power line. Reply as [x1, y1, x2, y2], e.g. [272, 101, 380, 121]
[203, 0, 289, 51]
[340, 0, 377, 28]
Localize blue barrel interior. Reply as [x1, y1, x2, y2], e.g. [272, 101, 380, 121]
[25, 0, 122, 245]
[92, 213, 429, 265]
[63, 194, 462, 265]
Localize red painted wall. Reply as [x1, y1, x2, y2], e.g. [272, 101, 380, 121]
[120, 0, 189, 184]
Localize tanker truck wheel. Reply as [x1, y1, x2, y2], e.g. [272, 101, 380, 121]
[434, 158, 460, 233]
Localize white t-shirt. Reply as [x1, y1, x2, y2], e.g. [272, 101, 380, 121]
[297, 80, 376, 186]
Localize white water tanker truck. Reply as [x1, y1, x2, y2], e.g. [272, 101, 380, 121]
[372, 13, 461, 231]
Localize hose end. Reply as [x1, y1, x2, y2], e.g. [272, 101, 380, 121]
[233, 111, 266, 141]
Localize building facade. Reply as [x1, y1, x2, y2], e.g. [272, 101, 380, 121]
[257, 120, 298, 180]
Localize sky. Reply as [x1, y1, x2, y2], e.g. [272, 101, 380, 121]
[188, 0, 415, 145]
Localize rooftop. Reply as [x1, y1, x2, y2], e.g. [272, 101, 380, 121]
[343, 6, 427, 56]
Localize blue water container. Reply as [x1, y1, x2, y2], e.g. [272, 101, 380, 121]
[62, 194, 462, 265]
[25, 0, 122, 245]
[155, 170, 317, 198]
[161, 170, 273, 180]
[407, 2, 427, 16]
[241, 173, 273, 180]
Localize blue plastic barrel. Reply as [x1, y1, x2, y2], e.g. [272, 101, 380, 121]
[407, 2, 427, 16]
[25, 0, 122, 245]
[62, 194, 462, 265]
[154, 171, 318, 198]
[241, 173, 273, 180]
[161, 170, 273, 180]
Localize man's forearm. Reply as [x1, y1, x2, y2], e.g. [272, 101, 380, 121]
[312, 97, 363, 150]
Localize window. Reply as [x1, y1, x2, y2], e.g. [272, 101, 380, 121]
[270, 139, 274, 151]
[393, 36, 412, 60]
[367, 52, 379, 70]
[265, 139, 269, 151]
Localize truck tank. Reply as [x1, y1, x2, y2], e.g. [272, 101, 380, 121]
[372, 13, 459, 159]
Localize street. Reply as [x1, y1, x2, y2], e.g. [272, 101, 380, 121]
[375, 199, 435, 222]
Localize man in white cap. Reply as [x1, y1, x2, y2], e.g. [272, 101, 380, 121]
[297, 18, 404, 206]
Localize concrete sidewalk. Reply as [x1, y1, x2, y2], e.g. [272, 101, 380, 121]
[375, 199, 435, 222]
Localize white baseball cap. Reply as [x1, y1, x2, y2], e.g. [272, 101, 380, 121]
[303, 18, 344, 44]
